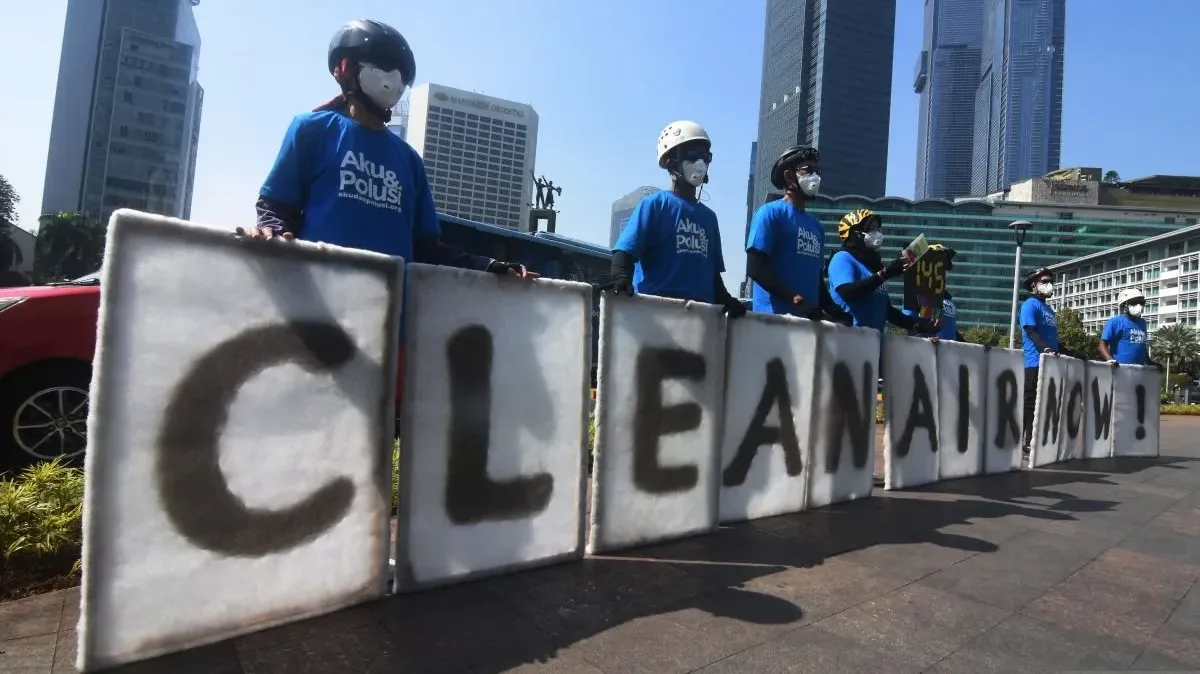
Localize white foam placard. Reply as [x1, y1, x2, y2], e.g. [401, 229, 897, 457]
[1082, 361, 1115, 459]
[936, 341, 987, 481]
[883, 334, 940, 490]
[808, 323, 879, 508]
[1057, 357, 1087, 462]
[983, 347, 1024, 474]
[1112, 364, 1161, 457]
[1030, 354, 1069, 467]
[718, 312, 818, 523]
[587, 294, 725, 553]
[395, 265, 591, 590]
[79, 211, 401, 671]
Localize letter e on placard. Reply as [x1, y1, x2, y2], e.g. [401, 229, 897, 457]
[589, 294, 725, 553]
[78, 211, 401, 671]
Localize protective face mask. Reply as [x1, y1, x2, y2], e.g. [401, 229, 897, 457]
[1128, 304, 1144, 318]
[863, 230, 884, 249]
[681, 159, 708, 187]
[1036, 282, 1055, 297]
[798, 173, 821, 197]
[357, 62, 406, 110]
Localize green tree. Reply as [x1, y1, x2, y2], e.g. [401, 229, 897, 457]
[0, 174, 17, 224]
[961, 324, 1006, 347]
[1102, 170, 1121, 184]
[1150, 323, 1200, 390]
[1056, 307, 1100, 359]
[0, 175, 25, 284]
[33, 212, 107, 284]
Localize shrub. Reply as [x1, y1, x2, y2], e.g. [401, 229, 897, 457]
[0, 459, 85, 598]
[392, 439, 400, 512]
[1162, 404, 1200, 416]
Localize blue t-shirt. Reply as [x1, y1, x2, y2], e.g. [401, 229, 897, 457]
[1019, 296, 1059, 368]
[1101, 314, 1149, 365]
[746, 200, 824, 315]
[260, 110, 440, 260]
[613, 191, 725, 304]
[902, 296, 958, 340]
[827, 250, 889, 332]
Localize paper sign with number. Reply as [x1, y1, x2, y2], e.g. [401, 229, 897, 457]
[903, 248, 950, 322]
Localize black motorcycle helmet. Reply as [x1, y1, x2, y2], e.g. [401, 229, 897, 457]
[770, 146, 819, 190]
[327, 20, 416, 85]
[1023, 266, 1053, 291]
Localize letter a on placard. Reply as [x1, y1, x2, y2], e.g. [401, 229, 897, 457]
[723, 358, 802, 486]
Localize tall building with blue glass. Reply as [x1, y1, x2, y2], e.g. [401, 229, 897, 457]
[971, 0, 1065, 195]
[751, 0, 896, 210]
[914, 0, 984, 200]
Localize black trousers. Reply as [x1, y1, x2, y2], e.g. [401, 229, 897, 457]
[1023, 367, 1039, 450]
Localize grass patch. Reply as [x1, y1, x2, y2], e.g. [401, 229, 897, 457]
[0, 459, 85, 600]
[1162, 404, 1200, 416]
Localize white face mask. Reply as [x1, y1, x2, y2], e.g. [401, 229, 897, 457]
[1036, 282, 1055, 297]
[357, 62, 406, 111]
[863, 230, 884, 249]
[681, 159, 708, 187]
[1127, 304, 1144, 318]
[798, 173, 821, 197]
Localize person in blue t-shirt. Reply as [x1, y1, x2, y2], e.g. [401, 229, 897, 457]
[609, 121, 745, 317]
[244, 19, 535, 417]
[1018, 267, 1064, 462]
[745, 146, 836, 320]
[826, 209, 929, 334]
[1100, 288, 1154, 366]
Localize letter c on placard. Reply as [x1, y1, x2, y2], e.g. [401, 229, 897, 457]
[156, 321, 358, 557]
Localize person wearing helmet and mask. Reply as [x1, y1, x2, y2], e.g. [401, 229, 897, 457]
[826, 209, 929, 334]
[905, 244, 965, 341]
[1018, 267, 1061, 463]
[610, 121, 744, 317]
[1099, 288, 1152, 366]
[744, 146, 831, 320]
[249, 19, 536, 417]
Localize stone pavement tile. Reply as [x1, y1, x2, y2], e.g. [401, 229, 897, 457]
[107, 642, 241, 674]
[915, 544, 1085, 612]
[1129, 647, 1200, 672]
[1135, 625, 1200, 670]
[1021, 559, 1180, 647]
[835, 537, 985, 584]
[0, 590, 64, 641]
[1164, 581, 1200, 634]
[0, 632, 57, 673]
[1080, 548, 1200, 603]
[633, 526, 827, 588]
[562, 612, 767, 674]
[923, 613, 1141, 674]
[1050, 494, 1177, 528]
[737, 556, 911, 625]
[691, 624, 925, 674]
[924, 517, 1031, 547]
[1150, 502, 1200, 537]
[481, 556, 706, 641]
[51, 588, 80, 674]
[1025, 512, 1143, 546]
[813, 583, 1010, 671]
[1118, 526, 1200, 566]
[657, 586, 807, 651]
[233, 606, 398, 674]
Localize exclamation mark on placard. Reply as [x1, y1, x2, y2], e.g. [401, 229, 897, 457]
[1134, 384, 1146, 440]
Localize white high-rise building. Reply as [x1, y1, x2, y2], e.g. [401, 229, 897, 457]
[407, 83, 538, 231]
[42, 0, 204, 224]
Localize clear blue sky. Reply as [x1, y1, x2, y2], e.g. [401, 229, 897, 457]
[2, 1, 1197, 285]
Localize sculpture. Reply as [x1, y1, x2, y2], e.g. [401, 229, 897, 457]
[532, 173, 563, 211]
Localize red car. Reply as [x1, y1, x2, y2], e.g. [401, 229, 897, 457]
[0, 272, 100, 474]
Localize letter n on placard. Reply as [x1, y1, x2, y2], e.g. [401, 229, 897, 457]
[1030, 353, 1068, 467]
[394, 264, 592, 591]
[78, 211, 401, 672]
[883, 333, 939, 490]
[1083, 361, 1115, 459]
[718, 312, 818, 523]
[588, 294, 725, 554]
[983, 347, 1024, 474]
[808, 322, 879, 509]
[1112, 364, 1162, 458]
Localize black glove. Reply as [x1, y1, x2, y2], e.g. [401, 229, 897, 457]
[486, 260, 530, 276]
[795, 300, 823, 321]
[722, 297, 747, 319]
[882, 257, 907, 280]
[600, 273, 633, 296]
[915, 319, 937, 334]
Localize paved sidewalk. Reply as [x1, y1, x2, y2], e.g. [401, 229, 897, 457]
[5, 419, 1200, 673]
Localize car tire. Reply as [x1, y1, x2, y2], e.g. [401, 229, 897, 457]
[0, 362, 92, 476]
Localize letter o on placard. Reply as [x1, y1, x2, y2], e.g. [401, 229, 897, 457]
[156, 321, 358, 557]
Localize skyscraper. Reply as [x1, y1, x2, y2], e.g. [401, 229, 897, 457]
[42, 0, 204, 224]
[971, 0, 1065, 195]
[407, 83, 538, 231]
[610, 186, 659, 248]
[914, 0, 984, 200]
[751, 0, 896, 210]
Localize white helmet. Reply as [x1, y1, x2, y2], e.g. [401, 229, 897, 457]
[657, 121, 710, 167]
[1117, 287, 1145, 307]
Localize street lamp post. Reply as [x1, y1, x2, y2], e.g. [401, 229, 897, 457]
[1007, 220, 1033, 350]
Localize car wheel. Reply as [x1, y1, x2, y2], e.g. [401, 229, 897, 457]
[0, 362, 91, 476]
